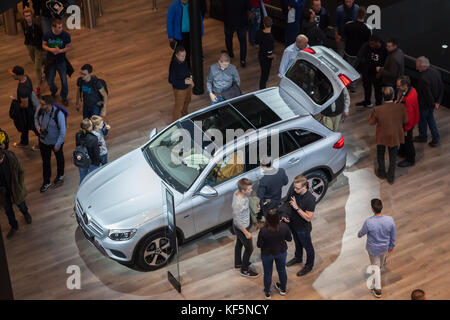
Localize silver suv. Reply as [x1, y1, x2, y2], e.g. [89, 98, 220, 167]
[75, 46, 359, 271]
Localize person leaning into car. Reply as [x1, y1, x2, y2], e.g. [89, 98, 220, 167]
[279, 174, 316, 277]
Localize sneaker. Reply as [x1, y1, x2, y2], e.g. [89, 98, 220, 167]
[286, 257, 302, 267]
[387, 176, 395, 185]
[31, 144, 40, 151]
[296, 266, 312, 277]
[40, 183, 52, 193]
[240, 269, 259, 278]
[6, 227, 18, 239]
[371, 288, 382, 298]
[365, 103, 374, 108]
[53, 175, 65, 186]
[428, 140, 439, 148]
[275, 282, 286, 295]
[14, 142, 28, 148]
[264, 291, 271, 299]
[23, 213, 32, 224]
[412, 136, 427, 143]
[240, 61, 246, 68]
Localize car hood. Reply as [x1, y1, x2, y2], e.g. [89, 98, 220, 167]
[76, 148, 181, 229]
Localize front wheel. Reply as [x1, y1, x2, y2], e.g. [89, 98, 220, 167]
[304, 170, 329, 203]
[135, 231, 175, 271]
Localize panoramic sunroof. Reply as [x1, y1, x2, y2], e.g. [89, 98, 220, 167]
[231, 95, 281, 129]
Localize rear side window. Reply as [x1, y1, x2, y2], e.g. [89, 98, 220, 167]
[288, 129, 322, 148]
[285, 59, 333, 105]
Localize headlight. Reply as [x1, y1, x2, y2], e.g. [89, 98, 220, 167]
[108, 229, 137, 241]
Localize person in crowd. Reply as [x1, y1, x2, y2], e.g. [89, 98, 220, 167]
[302, 8, 326, 46]
[0, 129, 9, 150]
[35, 95, 66, 192]
[256, 156, 288, 220]
[257, 208, 292, 299]
[206, 51, 241, 104]
[201, 0, 211, 19]
[411, 289, 426, 300]
[279, 174, 316, 276]
[334, 0, 359, 56]
[232, 178, 259, 278]
[320, 86, 350, 131]
[168, 46, 194, 121]
[354, 35, 387, 108]
[248, 0, 269, 47]
[282, 0, 305, 47]
[222, 0, 251, 68]
[376, 38, 405, 97]
[358, 198, 396, 299]
[413, 56, 444, 148]
[396, 76, 419, 167]
[76, 64, 108, 119]
[343, 6, 371, 92]
[310, 0, 330, 34]
[75, 118, 101, 184]
[278, 34, 308, 77]
[42, 19, 72, 106]
[90, 115, 110, 165]
[167, 0, 204, 70]
[368, 87, 408, 184]
[255, 16, 275, 89]
[9, 65, 40, 150]
[0, 149, 32, 239]
[31, 0, 55, 35]
[21, 8, 44, 95]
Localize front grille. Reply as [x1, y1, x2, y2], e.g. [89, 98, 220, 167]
[76, 199, 105, 238]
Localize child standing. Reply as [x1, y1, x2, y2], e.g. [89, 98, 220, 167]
[90, 115, 110, 165]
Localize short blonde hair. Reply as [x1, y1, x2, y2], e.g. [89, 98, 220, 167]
[293, 174, 307, 188]
[90, 115, 103, 128]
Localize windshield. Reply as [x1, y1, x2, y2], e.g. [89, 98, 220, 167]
[143, 122, 212, 193]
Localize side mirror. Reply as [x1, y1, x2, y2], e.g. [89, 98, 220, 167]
[149, 128, 157, 140]
[197, 185, 218, 198]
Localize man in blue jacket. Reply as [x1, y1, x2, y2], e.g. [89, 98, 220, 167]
[282, 0, 305, 46]
[166, 0, 204, 70]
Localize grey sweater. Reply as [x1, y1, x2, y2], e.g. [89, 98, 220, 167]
[380, 48, 405, 87]
[232, 191, 250, 230]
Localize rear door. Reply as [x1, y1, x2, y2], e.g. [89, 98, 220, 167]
[279, 45, 360, 116]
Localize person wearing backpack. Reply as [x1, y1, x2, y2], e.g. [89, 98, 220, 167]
[75, 118, 101, 184]
[75, 64, 108, 119]
[90, 115, 110, 165]
[35, 95, 66, 192]
[9, 65, 40, 150]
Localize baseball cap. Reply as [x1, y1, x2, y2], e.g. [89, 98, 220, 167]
[8, 66, 24, 76]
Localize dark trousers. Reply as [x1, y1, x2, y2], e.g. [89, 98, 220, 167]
[47, 59, 69, 100]
[82, 104, 102, 119]
[234, 224, 253, 272]
[261, 251, 287, 293]
[3, 190, 29, 229]
[290, 227, 315, 269]
[259, 58, 272, 89]
[418, 108, 440, 142]
[39, 142, 65, 184]
[174, 32, 191, 70]
[225, 25, 247, 62]
[362, 74, 383, 105]
[285, 21, 300, 47]
[377, 145, 397, 179]
[398, 129, 415, 163]
[20, 126, 39, 145]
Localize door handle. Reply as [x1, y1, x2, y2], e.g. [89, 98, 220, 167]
[288, 157, 300, 164]
[184, 215, 190, 218]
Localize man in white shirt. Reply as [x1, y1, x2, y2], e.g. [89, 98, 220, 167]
[278, 34, 308, 78]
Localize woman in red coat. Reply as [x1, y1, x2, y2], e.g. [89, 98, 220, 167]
[396, 76, 420, 167]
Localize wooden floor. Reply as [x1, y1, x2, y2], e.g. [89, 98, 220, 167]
[1, 0, 449, 300]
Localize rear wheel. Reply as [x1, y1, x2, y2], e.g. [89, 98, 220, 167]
[135, 231, 175, 271]
[304, 170, 329, 203]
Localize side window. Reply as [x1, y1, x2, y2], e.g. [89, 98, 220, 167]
[205, 151, 244, 186]
[288, 129, 322, 148]
[281, 132, 298, 155]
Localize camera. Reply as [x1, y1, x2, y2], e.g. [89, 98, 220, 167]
[40, 129, 48, 140]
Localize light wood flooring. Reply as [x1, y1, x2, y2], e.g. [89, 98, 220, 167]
[0, 0, 449, 300]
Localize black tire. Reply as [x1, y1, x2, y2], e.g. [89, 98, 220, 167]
[304, 170, 329, 203]
[135, 231, 175, 271]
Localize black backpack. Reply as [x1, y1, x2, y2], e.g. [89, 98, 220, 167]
[38, 103, 68, 131]
[73, 136, 91, 168]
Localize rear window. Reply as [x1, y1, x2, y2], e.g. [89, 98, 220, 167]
[231, 96, 281, 128]
[285, 59, 333, 105]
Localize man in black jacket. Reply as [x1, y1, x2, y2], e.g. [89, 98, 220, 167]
[311, 0, 329, 33]
[222, 0, 251, 68]
[280, 174, 316, 277]
[376, 38, 404, 97]
[354, 35, 387, 108]
[413, 56, 444, 147]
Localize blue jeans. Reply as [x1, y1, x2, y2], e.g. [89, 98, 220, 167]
[78, 164, 99, 184]
[83, 104, 102, 119]
[290, 228, 315, 269]
[47, 59, 69, 100]
[285, 21, 300, 47]
[261, 251, 287, 294]
[418, 108, 440, 141]
[248, 7, 261, 45]
[211, 95, 225, 105]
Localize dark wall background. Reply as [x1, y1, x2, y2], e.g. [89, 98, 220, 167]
[0, 0, 21, 14]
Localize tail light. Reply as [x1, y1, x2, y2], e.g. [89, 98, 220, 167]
[338, 73, 352, 87]
[333, 136, 344, 149]
[302, 48, 316, 54]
